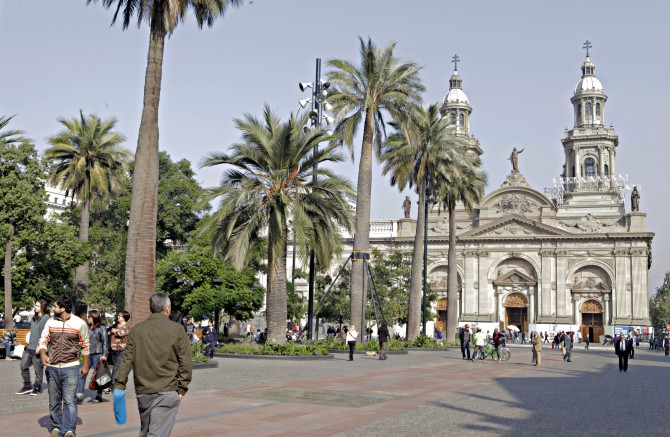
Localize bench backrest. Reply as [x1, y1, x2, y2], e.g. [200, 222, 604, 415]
[0, 328, 30, 347]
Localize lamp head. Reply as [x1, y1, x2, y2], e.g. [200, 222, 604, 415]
[299, 82, 313, 92]
[299, 98, 311, 108]
[308, 110, 319, 120]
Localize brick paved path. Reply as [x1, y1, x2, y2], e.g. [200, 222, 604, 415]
[0, 344, 667, 436]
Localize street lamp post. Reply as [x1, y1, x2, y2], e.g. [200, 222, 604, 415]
[299, 58, 332, 340]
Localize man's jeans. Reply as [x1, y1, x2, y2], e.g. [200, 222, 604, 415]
[46, 365, 80, 435]
[461, 341, 471, 359]
[21, 348, 45, 388]
[0, 341, 12, 358]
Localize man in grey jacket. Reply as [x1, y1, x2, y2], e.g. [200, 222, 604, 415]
[563, 331, 573, 362]
[16, 299, 49, 395]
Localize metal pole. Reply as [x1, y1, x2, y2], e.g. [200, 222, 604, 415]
[307, 58, 321, 340]
[422, 172, 429, 336]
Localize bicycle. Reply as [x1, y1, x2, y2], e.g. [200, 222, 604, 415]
[476, 340, 511, 361]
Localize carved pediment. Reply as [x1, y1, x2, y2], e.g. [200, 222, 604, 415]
[493, 193, 539, 216]
[459, 215, 570, 240]
[572, 277, 611, 292]
[559, 214, 625, 233]
[494, 269, 537, 286]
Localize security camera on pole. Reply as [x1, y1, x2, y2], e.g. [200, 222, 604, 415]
[298, 58, 333, 340]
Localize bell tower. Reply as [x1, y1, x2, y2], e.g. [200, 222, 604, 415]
[439, 54, 483, 157]
[561, 41, 619, 189]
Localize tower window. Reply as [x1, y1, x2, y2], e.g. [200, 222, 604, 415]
[604, 164, 609, 176]
[577, 104, 582, 119]
[585, 158, 596, 177]
[596, 103, 601, 116]
[459, 114, 464, 125]
[586, 102, 593, 116]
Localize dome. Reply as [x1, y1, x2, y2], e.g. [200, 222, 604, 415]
[575, 76, 603, 92]
[443, 88, 469, 103]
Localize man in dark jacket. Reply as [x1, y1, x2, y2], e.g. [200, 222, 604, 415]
[114, 293, 192, 437]
[615, 334, 631, 372]
[460, 325, 471, 360]
[562, 332, 573, 362]
[378, 322, 390, 360]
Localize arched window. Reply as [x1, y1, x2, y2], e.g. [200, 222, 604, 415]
[577, 104, 582, 120]
[595, 103, 601, 116]
[585, 157, 596, 177]
[604, 164, 609, 176]
[586, 102, 593, 116]
[459, 114, 464, 125]
[450, 112, 456, 124]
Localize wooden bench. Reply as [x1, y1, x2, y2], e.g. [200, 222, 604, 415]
[0, 328, 30, 358]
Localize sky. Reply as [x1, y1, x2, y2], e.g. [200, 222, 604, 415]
[1, 0, 669, 295]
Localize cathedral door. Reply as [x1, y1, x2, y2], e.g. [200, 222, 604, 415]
[436, 298, 448, 334]
[504, 293, 528, 333]
[580, 300, 604, 343]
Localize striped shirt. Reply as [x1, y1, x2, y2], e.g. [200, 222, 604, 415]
[37, 314, 90, 368]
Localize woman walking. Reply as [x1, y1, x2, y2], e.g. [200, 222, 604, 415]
[109, 311, 130, 386]
[378, 322, 390, 360]
[77, 310, 108, 403]
[346, 325, 358, 361]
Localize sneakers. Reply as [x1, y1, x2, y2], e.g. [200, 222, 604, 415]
[64, 432, 75, 437]
[49, 428, 60, 437]
[30, 387, 42, 396]
[76, 394, 83, 404]
[94, 395, 104, 403]
[16, 385, 33, 395]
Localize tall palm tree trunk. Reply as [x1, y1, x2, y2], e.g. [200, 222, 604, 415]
[125, 26, 164, 324]
[75, 197, 91, 294]
[446, 204, 459, 341]
[407, 179, 426, 340]
[350, 111, 375, 340]
[266, 232, 288, 343]
[3, 223, 14, 331]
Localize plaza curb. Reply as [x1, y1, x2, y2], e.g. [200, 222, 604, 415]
[213, 352, 335, 360]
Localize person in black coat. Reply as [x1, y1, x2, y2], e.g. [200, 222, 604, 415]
[614, 334, 631, 372]
[378, 322, 390, 360]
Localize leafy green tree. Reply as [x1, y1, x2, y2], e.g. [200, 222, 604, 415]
[381, 104, 469, 339]
[156, 248, 262, 326]
[315, 264, 350, 325]
[90, 0, 242, 323]
[12, 221, 87, 308]
[327, 37, 424, 339]
[200, 106, 354, 343]
[0, 116, 46, 330]
[650, 272, 670, 332]
[438, 158, 487, 341]
[156, 151, 207, 254]
[44, 111, 131, 296]
[286, 281, 306, 324]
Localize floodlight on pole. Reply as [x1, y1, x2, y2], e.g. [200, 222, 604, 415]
[299, 82, 313, 92]
[323, 114, 335, 125]
[299, 98, 312, 108]
[323, 102, 334, 112]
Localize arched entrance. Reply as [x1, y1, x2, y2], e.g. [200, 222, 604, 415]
[505, 293, 528, 333]
[580, 300, 604, 343]
[435, 298, 447, 334]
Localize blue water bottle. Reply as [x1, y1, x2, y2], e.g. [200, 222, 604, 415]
[113, 388, 127, 425]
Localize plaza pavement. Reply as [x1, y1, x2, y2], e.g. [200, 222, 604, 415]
[0, 342, 667, 436]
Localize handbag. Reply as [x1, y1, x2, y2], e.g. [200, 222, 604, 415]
[89, 360, 113, 390]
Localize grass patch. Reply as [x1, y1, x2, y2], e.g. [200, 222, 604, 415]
[215, 341, 329, 356]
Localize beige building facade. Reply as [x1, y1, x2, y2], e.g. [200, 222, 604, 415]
[332, 52, 654, 340]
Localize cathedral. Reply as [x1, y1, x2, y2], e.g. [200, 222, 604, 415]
[356, 47, 654, 341]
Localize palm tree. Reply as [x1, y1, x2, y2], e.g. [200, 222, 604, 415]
[1, 116, 29, 331]
[327, 37, 424, 338]
[44, 111, 131, 296]
[381, 104, 471, 340]
[200, 106, 354, 343]
[89, 0, 241, 322]
[438, 157, 487, 342]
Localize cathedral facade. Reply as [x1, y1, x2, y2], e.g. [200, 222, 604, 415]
[354, 50, 654, 341]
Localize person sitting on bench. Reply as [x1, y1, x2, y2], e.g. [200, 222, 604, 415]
[1, 327, 19, 359]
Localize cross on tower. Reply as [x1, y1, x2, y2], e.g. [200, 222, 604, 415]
[583, 40, 592, 58]
[452, 54, 460, 71]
